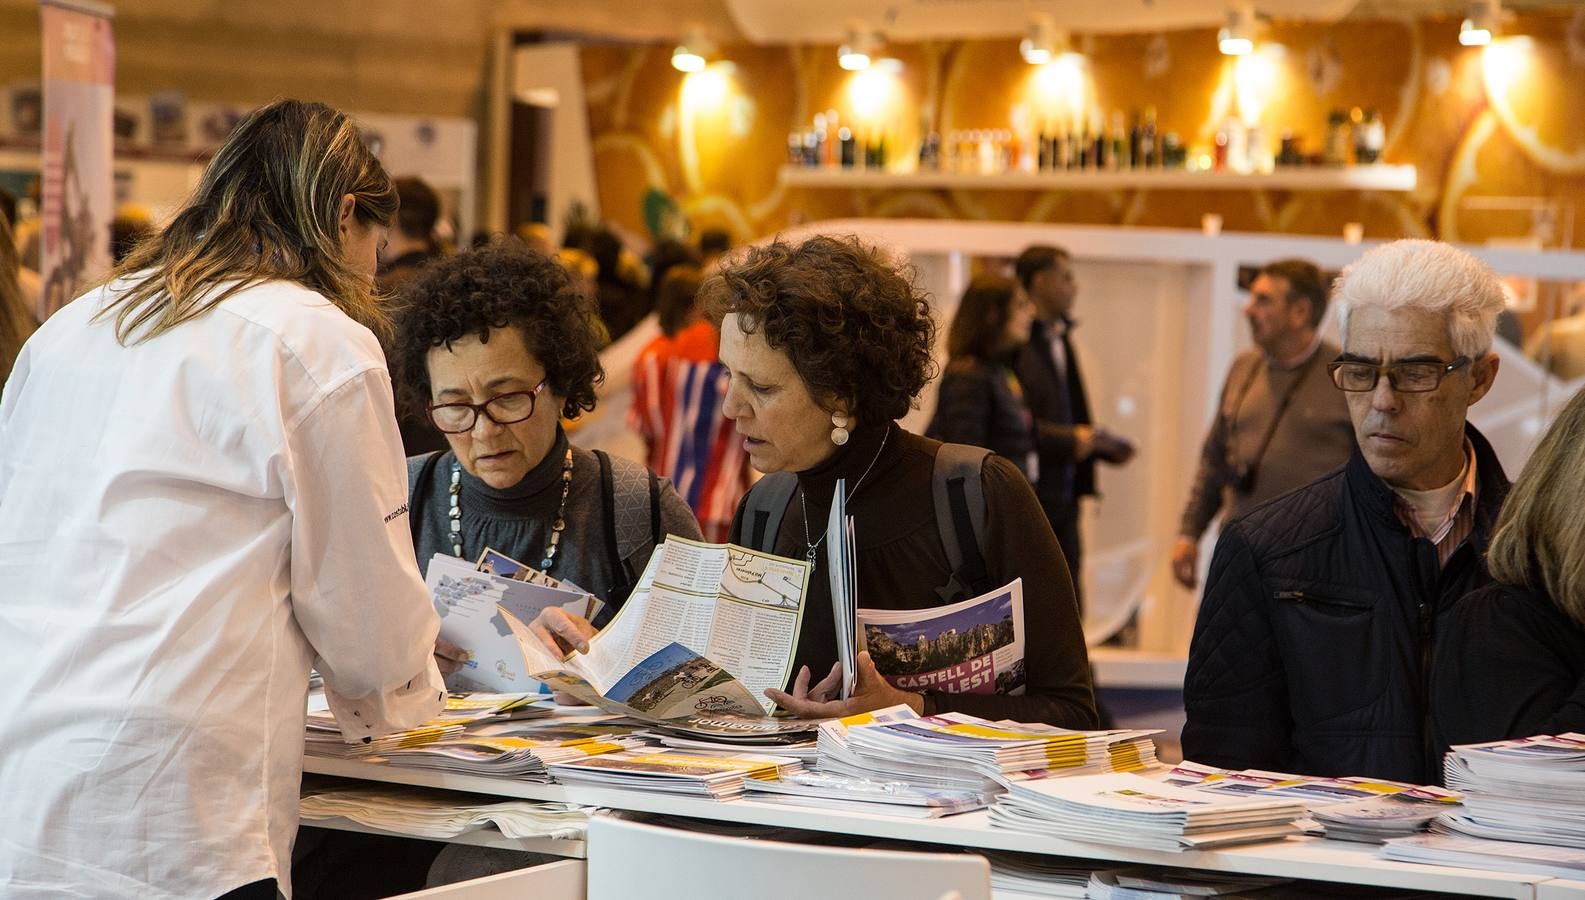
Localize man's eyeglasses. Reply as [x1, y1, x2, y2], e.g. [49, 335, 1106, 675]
[1327, 357, 1471, 393]
[427, 378, 548, 433]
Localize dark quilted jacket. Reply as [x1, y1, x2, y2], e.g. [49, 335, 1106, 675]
[1182, 424, 1510, 785]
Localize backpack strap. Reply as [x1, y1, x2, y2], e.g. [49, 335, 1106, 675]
[740, 471, 799, 552]
[408, 450, 445, 551]
[596, 450, 664, 601]
[932, 442, 991, 603]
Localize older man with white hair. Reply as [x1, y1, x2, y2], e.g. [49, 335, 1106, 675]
[1182, 239, 1510, 785]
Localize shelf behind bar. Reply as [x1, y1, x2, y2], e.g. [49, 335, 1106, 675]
[302, 756, 1545, 898]
[778, 164, 1418, 193]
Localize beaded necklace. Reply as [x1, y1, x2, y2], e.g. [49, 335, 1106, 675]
[448, 447, 575, 571]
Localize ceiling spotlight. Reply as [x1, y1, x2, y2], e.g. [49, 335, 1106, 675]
[672, 26, 712, 73]
[1020, 15, 1066, 66]
[1218, 4, 1257, 56]
[839, 25, 881, 71]
[1460, 0, 1500, 46]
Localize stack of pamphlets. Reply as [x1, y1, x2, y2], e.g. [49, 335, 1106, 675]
[982, 850, 1096, 898]
[815, 705, 1159, 800]
[646, 731, 819, 762]
[547, 749, 805, 800]
[990, 772, 1307, 851]
[1161, 762, 1459, 843]
[300, 785, 591, 841]
[1426, 733, 1585, 854]
[1085, 868, 1291, 898]
[304, 691, 551, 757]
[365, 728, 648, 780]
[1381, 833, 1585, 879]
[741, 771, 984, 818]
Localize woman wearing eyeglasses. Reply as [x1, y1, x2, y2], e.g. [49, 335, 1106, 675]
[390, 242, 702, 643]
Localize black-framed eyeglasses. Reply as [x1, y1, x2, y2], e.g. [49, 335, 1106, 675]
[1327, 357, 1471, 393]
[426, 378, 548, 434]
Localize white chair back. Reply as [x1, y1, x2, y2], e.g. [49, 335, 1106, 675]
[586, 814, 991, 900]
[390, 858, 585, 899]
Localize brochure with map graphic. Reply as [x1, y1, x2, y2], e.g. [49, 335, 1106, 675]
[426, 553, 601, 693]
[501, 536, 812, 723]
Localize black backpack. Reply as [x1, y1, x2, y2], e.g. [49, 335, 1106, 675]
[737, 443, 992, 603]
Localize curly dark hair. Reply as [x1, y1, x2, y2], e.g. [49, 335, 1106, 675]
[700, 234, 937, 424]
[391, 242, 605, 420]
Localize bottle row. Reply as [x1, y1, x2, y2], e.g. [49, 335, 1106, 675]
[786, 106, 1391, 176]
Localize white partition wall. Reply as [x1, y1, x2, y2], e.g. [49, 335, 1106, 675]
[584, 220, 1585, 672]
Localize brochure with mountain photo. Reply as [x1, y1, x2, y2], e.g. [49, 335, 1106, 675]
[860, 579, 1026, 696]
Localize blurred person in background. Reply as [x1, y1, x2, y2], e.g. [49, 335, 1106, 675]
[109, 203, 155, 265]
[927, 275, 1039, 483]
[1013, 244, 1134, 615]
[1172, 259, 1355, 589]
[590, 226, 649, 342]
[0, 215, 35, 386]
[377, 176, 442, 293]
[0, 98, 444, 900]
[1432, 384, 1585, 756]
[698, 226, 732, 270]
[631, 263, 751, 542]
[0, 188, 41, 319]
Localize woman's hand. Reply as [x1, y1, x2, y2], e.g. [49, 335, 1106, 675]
[765, 651, 925, 719]
[529, 607, 597, 656]
[528, 608, 598, 707]
[433, 636, 469, 676]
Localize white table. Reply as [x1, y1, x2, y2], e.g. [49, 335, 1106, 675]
[303, 757, 1559, 898]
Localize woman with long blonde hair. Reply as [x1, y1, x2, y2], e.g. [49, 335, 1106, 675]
[0, 99, 444, 900]
[1433, 385, 1585, 758]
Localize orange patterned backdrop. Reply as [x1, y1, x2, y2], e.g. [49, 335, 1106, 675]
[580, 9, 1585, 254]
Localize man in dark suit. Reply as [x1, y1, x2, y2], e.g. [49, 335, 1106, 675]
[1013, 245, 1134, 613]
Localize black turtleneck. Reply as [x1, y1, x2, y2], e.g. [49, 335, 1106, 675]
[730, 423, 1097, 727]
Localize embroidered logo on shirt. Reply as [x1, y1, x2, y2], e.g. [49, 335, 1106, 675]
[383, 503, 409, 525]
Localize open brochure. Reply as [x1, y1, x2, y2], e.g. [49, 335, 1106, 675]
[426, 552, 602, 693]
[860, 579, 1025, 695]
[502, 537, 812, 725]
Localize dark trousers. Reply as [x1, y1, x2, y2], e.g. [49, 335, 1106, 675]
[216, 879, 277, 900]
[1046, 501, 1084, 616]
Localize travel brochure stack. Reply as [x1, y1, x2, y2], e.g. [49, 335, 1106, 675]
[304, 691, 553, 759]
[990, 772, 1309, 851]
[1161, 761, 1459, 844]
[300, 785, 592, 841]
[1381, 734, 1585, 878]
[363, 722, 651, 781]
[811, 705, 1159, 800]
[546, 749, 805, 800]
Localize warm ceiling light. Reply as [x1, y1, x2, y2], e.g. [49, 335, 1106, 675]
[1020, 16, 1067, 66]
[672, 26, 712, 73]
[839, 25, 880, 71]
[1460, 0, 1500, 46]
[1218, 4, 1257, 56]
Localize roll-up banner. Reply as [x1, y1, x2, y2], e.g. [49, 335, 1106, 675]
[39, 0, 114, 321]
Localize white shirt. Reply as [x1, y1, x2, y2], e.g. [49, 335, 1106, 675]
[0, 279, 445, 899]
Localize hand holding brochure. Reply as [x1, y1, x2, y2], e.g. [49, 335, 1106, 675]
[426, 552, 601, 693]
[502, 537, 813, 725]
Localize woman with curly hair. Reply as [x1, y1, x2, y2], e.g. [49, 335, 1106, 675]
[927, 275, 1040, 482]
[537, 234, 1096, 726]
[391, 242, 701, 631]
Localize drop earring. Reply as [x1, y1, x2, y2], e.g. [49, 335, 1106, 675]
[830, 412, 850, 446]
